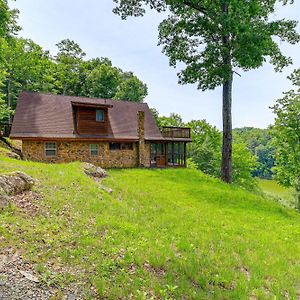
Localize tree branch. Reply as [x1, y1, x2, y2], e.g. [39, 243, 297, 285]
[181, 0, 207, 15]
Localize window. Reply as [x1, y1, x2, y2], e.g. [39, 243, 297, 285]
[109, 143, 121, 150]
[109, 143, 134, 151]
[121, 143, 133, 150]
[90, 144, 99, 156]
[45, 142, 57, 157]
[96, 109, 104, 122]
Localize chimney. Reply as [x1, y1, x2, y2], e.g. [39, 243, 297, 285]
[137, 111, 145, 167]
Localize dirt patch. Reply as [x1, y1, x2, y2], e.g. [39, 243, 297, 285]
[9, 191, 41, 216]
[0, 248, 85, 300]
[143, 261, 166, 277]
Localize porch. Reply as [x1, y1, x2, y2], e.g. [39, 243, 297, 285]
[150, 141, 187, 168]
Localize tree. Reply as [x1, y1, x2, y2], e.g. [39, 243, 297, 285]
[114, 72, 148, 102]
[85, 63, 120, 99]
[55, 39, 86, 95]
[157, 113, 184, 127]
[233, 127, 275, 179]
[113, 0, 300, 183]
[271, 69, 300, 208]
[232, 143, 257, 189]
[187, 119, 221, 177]
[1, 38, 55, 119]
[0, 0, 21, 122]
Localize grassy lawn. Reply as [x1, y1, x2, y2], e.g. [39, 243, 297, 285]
[258, 179, 296, 208]
[1, 155, 300, 299]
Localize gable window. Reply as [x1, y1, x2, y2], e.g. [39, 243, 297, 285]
[96, 109, 104, 122]
[90, 144, 99, 156]
[45, 142, 57, 157]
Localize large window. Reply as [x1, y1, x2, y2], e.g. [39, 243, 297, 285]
[109, 143, 134, 151]
[167, 142, 185, 166]
[150, 143, 166, 167]
[96, 109, 104, 122]
[90, 144, 99, 156]
[45, 142, 57, 157]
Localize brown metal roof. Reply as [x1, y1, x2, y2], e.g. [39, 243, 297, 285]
[10, 92, 165, 141]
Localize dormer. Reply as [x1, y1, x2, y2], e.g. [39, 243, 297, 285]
[72, 101, 113, 135]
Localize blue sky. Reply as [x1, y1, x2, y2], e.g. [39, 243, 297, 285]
[8, 0, 300, 129]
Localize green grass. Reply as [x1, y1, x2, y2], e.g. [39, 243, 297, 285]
[1, 155, 300, 299]
[258, 179, 296, 208]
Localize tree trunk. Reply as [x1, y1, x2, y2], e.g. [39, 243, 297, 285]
[220, 3, 233, 183]
[221, 77, 233, 183]
[7, 74, 13, 124]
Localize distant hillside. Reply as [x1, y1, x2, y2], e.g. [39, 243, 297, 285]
[0, 153, 300, 299]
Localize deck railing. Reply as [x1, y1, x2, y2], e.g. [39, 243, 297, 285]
[161, 126, 191, 139]
[0, 123, 12, 137]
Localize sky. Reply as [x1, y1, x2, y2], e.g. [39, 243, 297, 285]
[8, 0, 300, 129]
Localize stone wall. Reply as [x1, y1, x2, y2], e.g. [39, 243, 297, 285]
[22, 140, 151, 168]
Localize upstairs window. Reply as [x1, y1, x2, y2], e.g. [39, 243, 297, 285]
[45, 142, 57, 157]
[96, 109, 104, 122]
[90, 144, 99, 156]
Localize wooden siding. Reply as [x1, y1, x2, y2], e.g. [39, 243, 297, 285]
[76, 107, 109, 135]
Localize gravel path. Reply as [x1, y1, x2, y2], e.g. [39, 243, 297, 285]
[0, 248, 83, 300]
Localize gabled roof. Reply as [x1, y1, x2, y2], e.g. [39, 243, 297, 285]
[10, 92, 165, 141]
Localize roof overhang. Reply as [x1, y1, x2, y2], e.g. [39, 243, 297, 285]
[71, 101, 113, 109]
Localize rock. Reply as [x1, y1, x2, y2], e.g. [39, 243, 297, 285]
[82, 163, 107, 178]
[100, 185, 113, 194]
[0, 195, 9, 209]
[19, 270, 39, 283]
[0, 172, 35, 198]
[67, 294, 77, 300]
[6, 151, 21, 160]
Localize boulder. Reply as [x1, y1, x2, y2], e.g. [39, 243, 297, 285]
[82, 163, 107, 178]
[6, 152, 21, 160]
[0, 171, 35, 199]
[0, 195, 9, 209]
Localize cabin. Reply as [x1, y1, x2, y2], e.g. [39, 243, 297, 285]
[10, 92, 192, 168]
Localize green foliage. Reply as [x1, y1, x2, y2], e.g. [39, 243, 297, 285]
[113, 0, 299, 88]
[270, 69, 300, 207]
[0, 96, 11, 122]
[85, 63, 120, 99]
[187, 119, 221, 177]
[157, 113, 184, 127]
[233, 127, 275, 179]
[114, 74, 148, 102]
[232, 143, 258, 190]
[1, 156, 300, 298]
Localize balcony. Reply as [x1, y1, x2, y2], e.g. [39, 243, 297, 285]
[160, 126, 191, 139]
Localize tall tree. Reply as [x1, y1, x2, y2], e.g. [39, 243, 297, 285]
[114, 72, 148, 102]
[0, 0, 21, 122]
[271, 69, 300, 209]
[113, 0, 300, 183]
[55, 39, 86, 95]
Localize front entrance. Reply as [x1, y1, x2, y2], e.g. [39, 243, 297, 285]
[150, 142, 186, 167]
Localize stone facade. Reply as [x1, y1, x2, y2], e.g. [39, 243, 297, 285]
[22, 140, 151, 168]
[137, 111, 146, 167]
